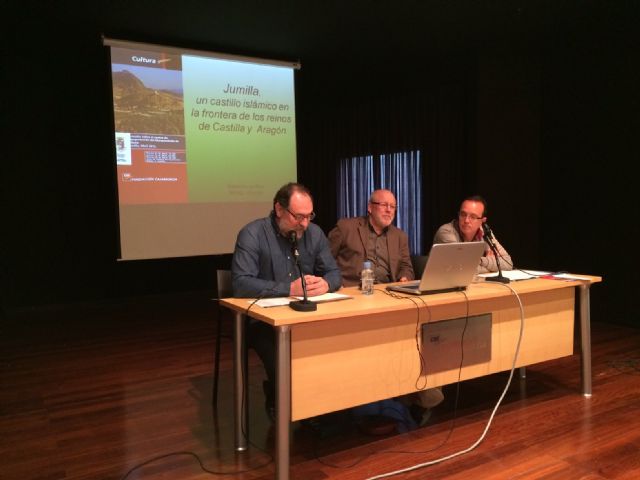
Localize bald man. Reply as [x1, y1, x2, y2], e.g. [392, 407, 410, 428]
[328, 189, 414, 287]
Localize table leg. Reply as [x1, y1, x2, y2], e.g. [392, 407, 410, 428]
[579, 284, 593, 397]
[275, 325, 291, 480]
[233, 312, 248, 451]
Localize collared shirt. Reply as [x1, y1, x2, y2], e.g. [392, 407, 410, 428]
[365, 219, 391, 284]
[231, 214, 342, 297]
[432, 220, 514, 273]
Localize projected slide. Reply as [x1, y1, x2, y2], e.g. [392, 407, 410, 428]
[108, 43, 298, 259]
[182, 55, 296, 203]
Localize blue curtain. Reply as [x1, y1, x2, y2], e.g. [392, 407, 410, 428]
[337, 150, 423, 255]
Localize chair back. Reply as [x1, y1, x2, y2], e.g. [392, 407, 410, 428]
[212, 269, 234, 407]
[216, 270, 233, 299]
[411, 255, 428, 279]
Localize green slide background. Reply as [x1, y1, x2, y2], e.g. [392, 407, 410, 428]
[182, 56, 297, 203]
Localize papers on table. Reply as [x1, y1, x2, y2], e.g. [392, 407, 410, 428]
[545, 273, 592, 281]
[479, 270, 546, 281]
[479, 270, 591, 282]
[252, 297, 292, 308]
[292, 292, 353, 302]
[251, 292, 353, 308]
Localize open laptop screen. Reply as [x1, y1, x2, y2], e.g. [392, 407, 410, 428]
[387, 242, 485, 295]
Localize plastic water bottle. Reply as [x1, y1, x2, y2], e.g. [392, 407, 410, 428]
[361, 261, 374, 295]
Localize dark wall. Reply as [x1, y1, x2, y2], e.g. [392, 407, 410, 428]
[538, 19, 638, 324]
[3, 1, 638, 325]
[475, 51, 541, 268]
[470, 5, 638, 324]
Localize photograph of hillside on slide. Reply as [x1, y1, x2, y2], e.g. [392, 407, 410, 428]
[111, 49, 188, 204]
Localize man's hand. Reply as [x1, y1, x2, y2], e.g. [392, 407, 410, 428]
[399, 276, 410, 282]
[305, 276, 329, 296]
[289, 275, 329, 297]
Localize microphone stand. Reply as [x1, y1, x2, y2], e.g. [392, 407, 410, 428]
[289, 238, 317, 312]
[483, 234, 510, 284]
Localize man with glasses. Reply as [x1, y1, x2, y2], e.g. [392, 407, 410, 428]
[434, 195, 513, 273]
[328, 189, 414, 287]
[329, 189, 445, 432]
[232, 182, 342, 420]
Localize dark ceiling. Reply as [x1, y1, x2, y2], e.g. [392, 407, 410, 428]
[11, 0, 635, 67]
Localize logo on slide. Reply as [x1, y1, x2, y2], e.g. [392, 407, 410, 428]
[115, 132, 132, 165]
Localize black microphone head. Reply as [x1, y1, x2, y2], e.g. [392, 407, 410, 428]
[482, 222, 494, 239]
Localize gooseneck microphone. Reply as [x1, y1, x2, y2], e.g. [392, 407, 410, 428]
[287, 231, 317, 312]
[288, 230, 298, 256]
[482, 223, 510, 284]
[482, 222, 494, 241]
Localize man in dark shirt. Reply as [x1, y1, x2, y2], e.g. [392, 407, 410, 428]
[231, 182, 342, 419]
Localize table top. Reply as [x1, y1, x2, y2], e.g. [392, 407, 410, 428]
[220, 274, 601, 327]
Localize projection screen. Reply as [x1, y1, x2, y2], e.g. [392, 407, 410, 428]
[104, 37, 300, 260]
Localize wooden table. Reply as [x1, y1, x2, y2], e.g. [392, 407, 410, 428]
[221, 274, 601, 480]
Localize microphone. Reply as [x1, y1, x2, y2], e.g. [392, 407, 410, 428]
[287, 231, 317, 312]
[288, 230, 299, 257]
[482, 222, 494, 241]
[481, 223, 510, 284]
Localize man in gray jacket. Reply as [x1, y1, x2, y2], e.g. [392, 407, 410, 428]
[434, 195, 513, 273]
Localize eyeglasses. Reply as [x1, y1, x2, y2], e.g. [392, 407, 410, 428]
[286, 208, 316, 222]
[459, 211, 483, 221]
[370, 201, 397, 210]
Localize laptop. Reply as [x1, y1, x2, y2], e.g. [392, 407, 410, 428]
[386, 241, 485, 295]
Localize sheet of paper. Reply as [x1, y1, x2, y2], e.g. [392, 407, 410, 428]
[292, 292, 352, 302]
[250, 292, 353, 308]
[479, 270, 549, 281]
[479, 270, 591, 282]
[251, 297, 292, 308]
[551, 273, 592, 281]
